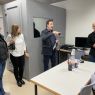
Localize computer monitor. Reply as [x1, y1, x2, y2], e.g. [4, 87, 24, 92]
[75, 37, 88, 48]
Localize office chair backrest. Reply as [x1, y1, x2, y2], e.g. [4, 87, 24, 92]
[79, 82, 95, 95]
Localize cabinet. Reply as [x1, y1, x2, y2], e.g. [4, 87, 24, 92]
[57, 49, 87, 64]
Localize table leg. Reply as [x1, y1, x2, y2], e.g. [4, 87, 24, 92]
[35, 84, 38, 95]
[58, 50, 60, 64]
[55, 50, 59, 64]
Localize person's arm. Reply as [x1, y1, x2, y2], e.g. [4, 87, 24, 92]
[86, 79, 91, 85]
[41, 30, 53, 40]
[53, 31, 61, 37]
[87, 34, 95, 48]
[6, 34, 14, 46]
[22, 34, 30, 58]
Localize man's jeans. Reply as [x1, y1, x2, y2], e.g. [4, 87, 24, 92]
[89, 55, 95, 62]
[0, 60, 6, 95]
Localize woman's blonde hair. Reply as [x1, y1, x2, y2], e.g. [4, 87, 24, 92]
[11, 24, 21, 37]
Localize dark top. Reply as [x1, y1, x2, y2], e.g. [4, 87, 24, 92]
[87, 31, 95, 56]
[0, 34, 8, 61]
[41, 29, 56, 55]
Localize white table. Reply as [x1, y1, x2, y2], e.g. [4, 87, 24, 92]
[30, 61, 95, 95]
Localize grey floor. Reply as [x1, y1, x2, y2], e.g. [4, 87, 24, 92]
[3, 69, 54, 95]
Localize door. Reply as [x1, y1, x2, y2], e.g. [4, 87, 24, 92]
[5, 4, 22, 71]
[5, 4, 22, 34]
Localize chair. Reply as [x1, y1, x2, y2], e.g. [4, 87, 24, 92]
[79, 82, 95, 95]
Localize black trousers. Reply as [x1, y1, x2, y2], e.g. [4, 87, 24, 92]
[92, 88, 95, 95]
[10, 54, 25, 82]
[43, 50, 56, 71]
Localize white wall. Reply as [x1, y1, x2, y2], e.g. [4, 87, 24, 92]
[65, 0, 95, 45]
[0, 5, 4, 35]
[0, 6, 3, 17]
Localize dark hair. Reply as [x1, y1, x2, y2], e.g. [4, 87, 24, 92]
[46, 19, 53, 26]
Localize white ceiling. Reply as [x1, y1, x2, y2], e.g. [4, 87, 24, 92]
[0, 0, 65, 6]
[36, 0, 66, 4]
[0, 0, 15, 4]
[51, 1, 67, 8]
[51, 0, 95, 9]
[0, 0, 66, 8]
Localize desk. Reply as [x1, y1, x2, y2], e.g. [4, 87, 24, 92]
[59, 49, 71, 53]
[31, 61, 95, 95]
[56, 49, 71, 64]
[58, 49, 85, 64]
[57, 49, 71, 64]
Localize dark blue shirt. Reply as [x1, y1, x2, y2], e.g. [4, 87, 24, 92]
[41, 29, 56, 55]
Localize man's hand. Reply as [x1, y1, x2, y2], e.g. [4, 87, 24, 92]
[53, 31, 61, 36]
[93, 44, 95, 48]
[56, 40, 59, 43]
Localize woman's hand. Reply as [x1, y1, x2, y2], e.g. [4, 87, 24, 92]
[10, 39, 15, 44]
[25, 52, 30, 58]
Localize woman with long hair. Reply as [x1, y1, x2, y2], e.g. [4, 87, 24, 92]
[6, 24, 29, 87]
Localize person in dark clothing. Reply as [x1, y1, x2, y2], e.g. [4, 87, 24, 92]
[87, 22, 95, 62]
[41, 19, 61, 71]
[33, 22, 40, 38]
[0, 27, 8, 95]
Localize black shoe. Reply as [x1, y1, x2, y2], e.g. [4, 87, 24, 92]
[17, 81, 22, 87]
[20, 80, 25, 85]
